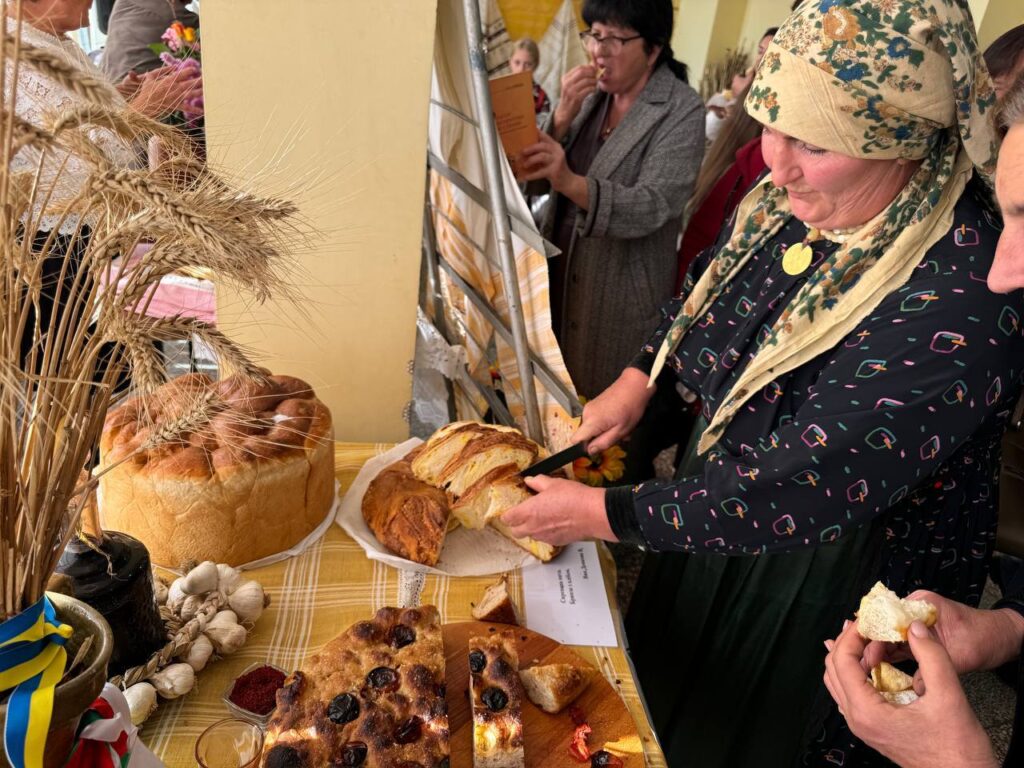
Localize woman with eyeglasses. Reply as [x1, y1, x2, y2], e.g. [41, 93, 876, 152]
[517, 0, 704, 481]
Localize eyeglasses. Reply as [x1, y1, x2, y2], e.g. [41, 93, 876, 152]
[579, 30, 643, 55]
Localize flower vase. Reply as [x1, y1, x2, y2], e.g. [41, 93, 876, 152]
[0, 593, 113, 768]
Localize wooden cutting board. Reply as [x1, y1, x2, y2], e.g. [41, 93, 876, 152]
[443, 621, 641, 767]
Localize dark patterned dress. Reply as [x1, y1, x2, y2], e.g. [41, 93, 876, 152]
[609, 181, 1024, 766]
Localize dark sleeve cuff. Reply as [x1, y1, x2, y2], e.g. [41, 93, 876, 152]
[605, 485, 647, 548]
[994, 593, 1024, 622]
[629, 353, 656, 376]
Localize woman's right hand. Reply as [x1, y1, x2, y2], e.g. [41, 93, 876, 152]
[572, 367, 655, 453]
[552, 64, 598, 140]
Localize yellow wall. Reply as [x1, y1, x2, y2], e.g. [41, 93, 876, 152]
[736, 0, 792, 57]
[674, 0, 751, 86]
[201, 0, 438, 442]
[975, 0, 1023, 49]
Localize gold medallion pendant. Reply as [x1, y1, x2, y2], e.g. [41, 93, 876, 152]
[782, 241, 813, 276]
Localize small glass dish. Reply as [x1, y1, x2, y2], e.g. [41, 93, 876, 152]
[195, 718, 264, 768]
[221, 662, 288, 727]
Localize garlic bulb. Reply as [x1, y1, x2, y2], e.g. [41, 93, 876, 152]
[216, 564, 243, 596]
[153, 579, 168, 606]
[182, 634, 214, 672]
[207, 609, 238, 628]
[205, 620, 247, 655]
[166, 578, 187, 611]
[124, 682, 158, 726]
[180, 561, 218, 596]
[228, 580, 265, 623]
[179, 594, 205, 622]
[149, 663, 195, 699]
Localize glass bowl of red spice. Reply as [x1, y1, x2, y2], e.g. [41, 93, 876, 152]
[222, 662, 288, 725]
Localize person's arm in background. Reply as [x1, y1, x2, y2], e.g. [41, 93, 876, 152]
[519, 93, 704, 238]
[127, 65, 203, 120]
[521, 65, 597, 198]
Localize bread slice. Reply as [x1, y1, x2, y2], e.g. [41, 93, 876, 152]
[411, 421, 483, 486]
[469, 631, 525, 768]
[857, 582, 937, 642]
[472, 576, 522, 625]
[438, 431, 539, 497]
[490, 516, 561, 562]
[518, 663, 595, 714]
[451, 464, 525, 529]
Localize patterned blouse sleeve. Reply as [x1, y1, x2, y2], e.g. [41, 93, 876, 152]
[607, 264, 1024, 553]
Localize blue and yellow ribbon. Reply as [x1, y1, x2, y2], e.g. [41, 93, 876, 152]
[0, 596, 73, 768]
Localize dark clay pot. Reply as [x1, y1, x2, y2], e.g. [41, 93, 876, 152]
[0, 593, 113, 768]
[56, 532, 165, 677]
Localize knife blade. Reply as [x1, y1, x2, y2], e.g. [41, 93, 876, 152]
[520, 442, 590, 478]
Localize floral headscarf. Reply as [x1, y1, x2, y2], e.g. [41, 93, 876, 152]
[648, 0, 1000, 453]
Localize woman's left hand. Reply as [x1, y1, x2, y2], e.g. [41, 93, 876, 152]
[823, 619, 998, 768]
[517, 133, 571, 189]
[500, 475, 615, 546]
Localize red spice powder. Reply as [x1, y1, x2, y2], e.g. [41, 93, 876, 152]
[229, 665, 286, 715]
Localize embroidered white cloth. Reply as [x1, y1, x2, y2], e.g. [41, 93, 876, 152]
[4, 18, 137, 234]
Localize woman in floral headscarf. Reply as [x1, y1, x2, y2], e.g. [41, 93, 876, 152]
[502, 1, 1020, 764]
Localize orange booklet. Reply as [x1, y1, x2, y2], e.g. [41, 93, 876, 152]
[488, 70, 539, 174]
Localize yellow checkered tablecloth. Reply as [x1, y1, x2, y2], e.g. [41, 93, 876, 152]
[141, 443, 665, 767]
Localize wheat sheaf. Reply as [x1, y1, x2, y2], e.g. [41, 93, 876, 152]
[0, 7, 303, 619]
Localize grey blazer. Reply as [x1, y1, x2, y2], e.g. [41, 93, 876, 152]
[538, 64, 705, 398]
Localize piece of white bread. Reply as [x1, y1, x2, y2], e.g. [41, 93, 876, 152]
[880, 689, 919, 705]
[451, 464, 527, 530]
[411, 422, 482, 486]
[518, 663, 595, 714]
[412, 421, 561, 562]
[857, 582, 937, 642]
[490, 516, 560, 562]
[438, 435, 538, 497]
[472, 576, 522, 625]
[869, 661, 920, 706]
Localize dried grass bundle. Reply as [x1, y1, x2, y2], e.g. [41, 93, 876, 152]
[0, 4, 303, 620]
[699, 47, 751, 103]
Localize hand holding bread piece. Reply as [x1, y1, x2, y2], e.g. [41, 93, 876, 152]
[857, 581, 937, 642]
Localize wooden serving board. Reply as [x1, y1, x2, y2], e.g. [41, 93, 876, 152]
[443, 621, 640, 767]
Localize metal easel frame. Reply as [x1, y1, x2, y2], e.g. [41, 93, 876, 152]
[419, 0, 582, 443]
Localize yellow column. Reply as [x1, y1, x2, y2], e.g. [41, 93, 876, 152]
[673, 0, 750, 90]
[201, 0, 438, 442]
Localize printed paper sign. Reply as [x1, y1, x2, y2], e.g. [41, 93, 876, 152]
[521, 541, 617, 647]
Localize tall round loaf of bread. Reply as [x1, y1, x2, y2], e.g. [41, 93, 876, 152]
[98, 373, 335, 567]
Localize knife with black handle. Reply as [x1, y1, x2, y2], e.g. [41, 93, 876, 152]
[519, 442, 590, 478]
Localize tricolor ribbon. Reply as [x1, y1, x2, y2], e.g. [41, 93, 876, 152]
[65, 684, 162, 768]
[0, 596, 73, 768]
